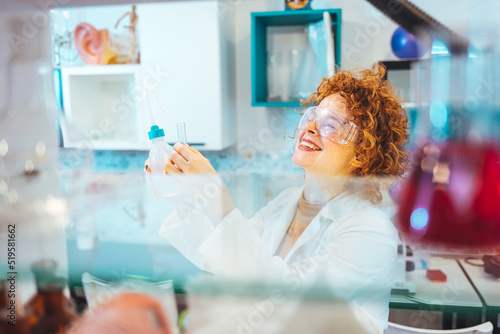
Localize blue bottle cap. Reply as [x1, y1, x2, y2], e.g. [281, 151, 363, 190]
[148, 125, 165, 140]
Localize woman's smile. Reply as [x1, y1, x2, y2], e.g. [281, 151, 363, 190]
[298, 137, 322, 151]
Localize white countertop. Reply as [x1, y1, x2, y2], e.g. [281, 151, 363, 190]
[391, 257, 483, 308]
[458, 259, 500, 308]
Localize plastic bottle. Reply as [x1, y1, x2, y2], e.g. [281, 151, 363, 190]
[149, 125, 174, 173]
[148, 125, 174, 198]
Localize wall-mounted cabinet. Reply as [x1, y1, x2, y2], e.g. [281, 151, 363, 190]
[251, 9, 342, 108]
[58, 0, 236, 151]
[138, 1, 236, 150]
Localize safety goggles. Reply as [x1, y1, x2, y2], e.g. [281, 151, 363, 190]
[298, 106, 358, 144]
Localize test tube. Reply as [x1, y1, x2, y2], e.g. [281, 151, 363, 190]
[177, 123, 187, 145]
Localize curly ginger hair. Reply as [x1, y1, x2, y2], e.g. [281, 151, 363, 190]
[301, 63, 410, 202]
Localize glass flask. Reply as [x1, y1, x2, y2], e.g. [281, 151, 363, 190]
[28, 276, 78, 334]
[397, 40, 500, 248]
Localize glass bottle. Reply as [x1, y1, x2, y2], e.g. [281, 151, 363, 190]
[24, 260, 58, 327]
[28, 277, 78, 334]
[147, 125, 178, 199]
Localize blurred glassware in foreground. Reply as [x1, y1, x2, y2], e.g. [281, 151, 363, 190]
[80, 273, 177, 333]
[28, 276, 77, 334]
[397, 33, 500, 248]
[25, 260, 58, 322]
[25, 260, 77, 333]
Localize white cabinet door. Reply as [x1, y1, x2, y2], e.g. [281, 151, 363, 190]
[138, 0, 236, 150]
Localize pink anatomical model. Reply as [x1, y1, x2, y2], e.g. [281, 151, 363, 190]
[74, 23, 117, 65]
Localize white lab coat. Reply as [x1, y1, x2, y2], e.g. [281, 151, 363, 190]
[159, 187, 398, 332]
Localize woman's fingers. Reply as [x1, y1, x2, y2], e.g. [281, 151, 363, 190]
[170, 150, 189, 171]
[170, 143, 217, 174]
[164, 159, 182, 174]
[173, 143, 198, 161]
[185, 144, 203, 157]
[148, 144, 205, 174]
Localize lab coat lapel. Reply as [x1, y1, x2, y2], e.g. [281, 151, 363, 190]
[264, 187, 303, 256]
[284, 211, 323, 261]
[284, 193, 346, 261]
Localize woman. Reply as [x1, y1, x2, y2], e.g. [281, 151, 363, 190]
[149, 64, 409, 331]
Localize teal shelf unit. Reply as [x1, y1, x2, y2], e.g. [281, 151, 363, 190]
[251, 9, 342, 108]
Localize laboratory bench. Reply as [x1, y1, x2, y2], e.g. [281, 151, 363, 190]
[458, 259, 500, 334]
[389, 256, 500, 333]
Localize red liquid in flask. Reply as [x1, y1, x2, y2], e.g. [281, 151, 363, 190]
[397, 141, 500, 247]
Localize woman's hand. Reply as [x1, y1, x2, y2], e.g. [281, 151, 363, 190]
[145, 144, 216, 175]
[144, 158, 179, 173]
[170, 144, 236, 222]
[167, 143, 217, 175]
[145, 143, 235, 222]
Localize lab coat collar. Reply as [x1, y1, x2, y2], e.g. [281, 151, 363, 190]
[285, 190, 351, 261]
[316, 191, 353, 221]
[265, 187, 355, 262]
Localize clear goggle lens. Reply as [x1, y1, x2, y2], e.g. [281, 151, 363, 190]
[298, 106, 358, 144]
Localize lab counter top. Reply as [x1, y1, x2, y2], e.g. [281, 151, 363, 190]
[390, 257, 483, 310]
[458, 259, 500, 307]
